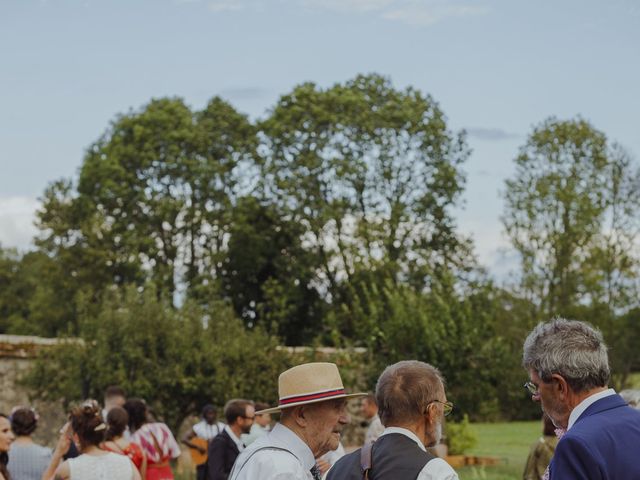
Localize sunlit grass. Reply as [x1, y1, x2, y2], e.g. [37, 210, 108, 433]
[457, 421, 540, 480]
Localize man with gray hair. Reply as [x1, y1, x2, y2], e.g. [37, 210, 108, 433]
[327, 360, 458, 480]
[523, 318, 640, 479]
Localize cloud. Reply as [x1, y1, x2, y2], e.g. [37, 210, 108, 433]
[301, 0, 395, 14]
[465, 127, 520, 141]
[382, 3, 489, 26]
[189, 0, 488, 26]
[218, 86, 271, 100]
[0, 197, 40, 251]
[208, 0, 245, 12]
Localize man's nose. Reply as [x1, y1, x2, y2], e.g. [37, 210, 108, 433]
[340, 412, 351, 424]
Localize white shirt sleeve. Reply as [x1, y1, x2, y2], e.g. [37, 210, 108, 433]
[417, 458, 459, 480]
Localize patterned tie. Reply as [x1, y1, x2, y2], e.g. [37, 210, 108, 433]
[310, 464, 322, 480]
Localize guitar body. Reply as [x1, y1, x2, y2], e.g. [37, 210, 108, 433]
[190, 437, 209, 466]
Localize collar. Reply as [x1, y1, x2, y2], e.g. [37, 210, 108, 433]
[379, 426, 426, 452]
[268, 423, 316, 471]
[568, 388, 616, 429]
[225, 424, 245, 451]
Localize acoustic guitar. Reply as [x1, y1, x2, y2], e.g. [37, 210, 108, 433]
[189, 437, 209, 466]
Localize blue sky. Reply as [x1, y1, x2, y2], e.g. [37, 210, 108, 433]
[1, 0, 639, 279]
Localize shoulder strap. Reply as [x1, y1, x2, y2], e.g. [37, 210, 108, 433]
[230, 445, 297, 479]
[360, 441, 375, 479]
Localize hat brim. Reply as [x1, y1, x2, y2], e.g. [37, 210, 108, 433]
[256, 392, 367, 415]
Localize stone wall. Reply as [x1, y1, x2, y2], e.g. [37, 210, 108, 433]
[0, 335, 67, 447]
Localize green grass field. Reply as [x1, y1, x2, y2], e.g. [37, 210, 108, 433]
[457, 421, 540, 480]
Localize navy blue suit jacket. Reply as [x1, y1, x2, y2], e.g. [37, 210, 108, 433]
[550, 393, 640, 479]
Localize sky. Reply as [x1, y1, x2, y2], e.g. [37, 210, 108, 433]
[1, 0, 639, 281]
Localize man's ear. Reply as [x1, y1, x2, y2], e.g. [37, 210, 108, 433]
[425, 403, 438, 424]
[292, 406, 308, 428]
[551, 373, 569, 399]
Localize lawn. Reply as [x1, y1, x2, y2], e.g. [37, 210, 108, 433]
[457, 421, 540, 480]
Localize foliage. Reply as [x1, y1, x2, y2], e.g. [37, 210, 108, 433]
[4, 78, 640, 424]
[446, 414, 478, 455]
[503, 117, 640, 388]
[259, 74, 470, 326]
[22, 285, 288, 431]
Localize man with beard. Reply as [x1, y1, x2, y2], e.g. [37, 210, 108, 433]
[229, 362, 365, 480]
[522, 318, 640, 479]
[207, 399, 254, 480]
[327, 360, 458, 480]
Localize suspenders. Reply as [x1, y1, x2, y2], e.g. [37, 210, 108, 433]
[360, 441, 375, 479]
[229, 445, 298, 479]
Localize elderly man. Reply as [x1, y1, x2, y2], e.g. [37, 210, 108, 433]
[229, 362, 364, 480]
[522, 318, 640, 479]
[327, 360, 458, 480]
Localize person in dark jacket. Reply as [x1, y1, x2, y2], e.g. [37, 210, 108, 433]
[207, 400, 254, 480]
[522, 318, 640, 480]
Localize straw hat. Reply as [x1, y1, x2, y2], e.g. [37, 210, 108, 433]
[256, 362, 366, 415]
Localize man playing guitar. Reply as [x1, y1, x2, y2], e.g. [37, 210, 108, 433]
[182, 405, 225, 480]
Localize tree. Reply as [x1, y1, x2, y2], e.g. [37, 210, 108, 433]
[219, 196, 324, 344]
[503, 117, 640, 387]
[23, 285, 288, 431]
[37, 97, 256, 303]
[503, 117, 640, 318]
[259, 74, 471, 337]
[0, 246, 78, 335]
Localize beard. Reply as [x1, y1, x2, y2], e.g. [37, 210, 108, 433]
[426, 419, 443, 448]
[434, 420, 443, 445]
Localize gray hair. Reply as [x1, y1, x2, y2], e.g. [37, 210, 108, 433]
[376, 360, 444, 426]
[522, 318, 610, 392]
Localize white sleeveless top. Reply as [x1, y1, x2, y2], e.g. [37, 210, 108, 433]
[68, 452, 134, 480]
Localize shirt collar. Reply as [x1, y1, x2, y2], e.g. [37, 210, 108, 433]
[268, 423, 316, 470]
[225, 424, 245, 451]
[568, 388, 616, 429]
[379, 426, 426, 452]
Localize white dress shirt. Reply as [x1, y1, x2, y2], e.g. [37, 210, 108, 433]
[567, 388, 616, 430]
[230, 423, 316, 480]
[379, 427, 459, 480]
[365, 414, 385, 443]
[225, 424, 246, 452]
[193, 420, 225, 440]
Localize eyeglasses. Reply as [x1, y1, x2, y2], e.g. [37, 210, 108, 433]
[523, 381, 539, 396]
[427, 400, 454, 417]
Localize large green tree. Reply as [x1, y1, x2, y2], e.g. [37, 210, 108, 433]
[37, 97, 256, 303]
[259, 74, 472, 337]
[503, 117, 640, 386]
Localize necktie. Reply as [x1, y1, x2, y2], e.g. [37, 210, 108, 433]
[310, 464, 322, 480]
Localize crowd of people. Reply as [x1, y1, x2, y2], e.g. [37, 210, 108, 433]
[1, 317, 640, 480]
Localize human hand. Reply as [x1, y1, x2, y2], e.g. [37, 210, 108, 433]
[54, 422, 72, 456]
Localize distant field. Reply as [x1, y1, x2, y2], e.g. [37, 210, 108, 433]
[457, 421, 540, 480]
